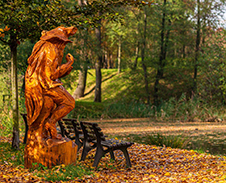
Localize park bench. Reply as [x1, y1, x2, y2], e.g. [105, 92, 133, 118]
[57, 118, 83, 150]
[80, 121, 134, 167]
[21, 113, 28, 144]
[21, 114, 134, 167]
[20, 114, 83, 149]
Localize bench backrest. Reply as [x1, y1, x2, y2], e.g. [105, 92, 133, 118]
[20, 113, 28, 144]
[58, 119, 82, 140]
[80, 122, 106, 143]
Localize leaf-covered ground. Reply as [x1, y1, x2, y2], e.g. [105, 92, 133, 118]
[0, 138, 226, 183]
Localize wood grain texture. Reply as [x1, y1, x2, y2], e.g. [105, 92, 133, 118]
[24, 26, 78, 168]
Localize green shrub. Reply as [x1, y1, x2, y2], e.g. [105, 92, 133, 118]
[0, 142, 93, 182]
[0, 142, 25, 166]
[38, 164, 92, 182]
[143, 133, 188, 149]
[103, 100, 153, 118]
[70, 101, 105, 119]
[117, 133, 188, 149]
[155, 94, 224, 122]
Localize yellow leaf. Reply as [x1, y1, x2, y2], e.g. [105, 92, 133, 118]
[164, 172, 171, 176]
[4, 26, 10, 31]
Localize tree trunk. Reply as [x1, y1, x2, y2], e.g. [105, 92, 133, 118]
[118, 37, 121, 74]
[104, 50, 108, 69]
[133, 28, 139, 70]
[73, 0, 88, 99]
[10, 42, 19, 150]
[141, 9, 150, 104]
[109, 53, 113, 69]
[73, 66, 87, 99]
[94, 19, 102, 102]
[133, 42, 139, 70]
[193, 0, 200, 95]
[78, 0, 87, 6]
[191, 0, 201, 96]
[154, 0, 171, 106]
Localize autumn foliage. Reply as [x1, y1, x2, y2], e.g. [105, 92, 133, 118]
[0, 136, 226, 182]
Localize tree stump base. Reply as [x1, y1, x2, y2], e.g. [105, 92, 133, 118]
[24, 137, 77, 169]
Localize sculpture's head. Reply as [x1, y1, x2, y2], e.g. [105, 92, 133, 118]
[40, 26, 77, 43]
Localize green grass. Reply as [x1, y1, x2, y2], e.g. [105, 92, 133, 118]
[114, 133, 188, 149]
[114, 131, 226, 156]
[1, 68, 225, 123]
[0, 142, 25, 167]
[185, 132, 226, 155]
[0, 142, 93, 182]
[36, 164, 93, 182]
[69, 100, 105, 119]
[63, 68, 226, 122]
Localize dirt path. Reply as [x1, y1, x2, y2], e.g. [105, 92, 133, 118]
[87, 118, 226, 135]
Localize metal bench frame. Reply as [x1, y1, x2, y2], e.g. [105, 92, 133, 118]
[80, 121, 134, 167]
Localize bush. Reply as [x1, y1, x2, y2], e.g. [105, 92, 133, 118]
[155, 93, 225, 122]
[125, 133, 188, 149]
[38, 164, 93, 182]
[103, 100, 153, 118]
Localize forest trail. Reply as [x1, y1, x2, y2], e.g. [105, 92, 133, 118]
[86, 118, 226, 136]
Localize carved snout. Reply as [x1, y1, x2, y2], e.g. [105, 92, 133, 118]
[66, 53, 74, 63]
[65, 27, 77, 37]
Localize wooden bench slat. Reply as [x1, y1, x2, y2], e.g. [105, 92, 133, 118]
[21, 113, 134, 168]
[80, 121, 134, 167]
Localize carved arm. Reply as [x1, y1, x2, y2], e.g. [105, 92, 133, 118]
[51, 54, 74, 80]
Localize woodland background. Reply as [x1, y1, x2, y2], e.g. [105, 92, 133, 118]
[1, 0, 226, 147]
[0, 1, 226, 182]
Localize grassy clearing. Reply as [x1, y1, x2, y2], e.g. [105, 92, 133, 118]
[113, 132, 226, 156]
[92, 118, 226, 156]
[0, 142, 25, 167]
[1, 67, 226, 181]
[0, 142, 93, 182]
[0, 138, 226, 182]
[1, 68, 226, 134]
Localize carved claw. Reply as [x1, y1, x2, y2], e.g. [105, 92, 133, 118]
[45, 122, 62, 140]
[66, 53, 74, 64]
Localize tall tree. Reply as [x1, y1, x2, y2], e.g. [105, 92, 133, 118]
[154, 0, 171, 106]
[73, 0, 89, 99]
[72, 0, 151, 102]
[0, 0, 69, 149]
[141, 7, 150, 104]
[191, 0, 226, 96]
[94, 17, 102, 102]
[105, 19, 127, 74]
[193, 0, 200, 95]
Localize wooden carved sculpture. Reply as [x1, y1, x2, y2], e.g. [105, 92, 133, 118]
[24, 26, 78, 168]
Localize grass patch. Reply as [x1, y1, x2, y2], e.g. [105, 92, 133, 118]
[185, 132, 226, 155]
[68, 92, 225, 122]
[0, 142, 93, 182]
[0, 142, 25, 167]
[36, 164, 93, 182]
[114, 131, 226, 156]
[70, 100, 105, 119]
[115, 133, 188, 149]
[103, 100, 153, 118]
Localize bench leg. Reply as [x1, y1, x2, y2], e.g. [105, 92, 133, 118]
[93, 147, 104, 167]
[120, 147, 132, 167]
[110, 150, 115, 160]
[22, 115, 28, 144]
[75, 139, 82, 151]
[81, 141, 92, 161]
[23, 128, 28, 144]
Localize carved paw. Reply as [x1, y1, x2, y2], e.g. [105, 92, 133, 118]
[45, 122, 62, 140]
[66, 53, 74, 64]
